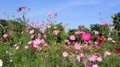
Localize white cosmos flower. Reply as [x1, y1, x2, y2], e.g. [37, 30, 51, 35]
[0, 59, 3, 67]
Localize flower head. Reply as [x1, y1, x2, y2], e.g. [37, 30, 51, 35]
[69, 35, 75, 40]
[3, 34, 8, 38]
[104, 51, 111, 57]
[0, 59, 3, 67]
[17, 6, 26, 12]
[81, 32, 91, 40]
[62, 51, 68, 57]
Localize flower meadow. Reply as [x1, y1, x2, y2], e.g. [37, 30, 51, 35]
[0, 6, 120, 67]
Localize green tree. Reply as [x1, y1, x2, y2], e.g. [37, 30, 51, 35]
[112, 12, 120, 31]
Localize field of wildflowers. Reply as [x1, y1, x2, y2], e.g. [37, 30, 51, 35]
[0, 6, 120, 67]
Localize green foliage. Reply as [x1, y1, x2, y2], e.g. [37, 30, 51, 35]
[112, 12, 120, 31]
[90, 24, 110, 37]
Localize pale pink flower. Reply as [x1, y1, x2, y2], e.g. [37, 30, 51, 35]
[62, 51, 68, 57]
[54, 26, 57, 29]
[108, 37, 113, 41]
[14, 44, 17, 47]
[31, 35, 34, 39]
[24, 46, 29, 49]
[94, 42, 98, 45]
[101, 21, 108, 25]
[46, 12, 51, 16]
[53, 30, 60, 35]
[88, 55, 96, 62]
[74, 42, 82, 50]
[40, 39, 45, 44]
[93, 64, 99, 67]
[43, 43, 48, 46]
[68, 42, 71, 45]
[96, 57, 102, 62]
[44, 34, 47, 38]
[47, 25, 51, 29]
[64, 39, 69, 43]
[81, 32, 91, 40]
[29, 29, 34, 34]
[27, 41, 33, 44]
[33, 39, 41, 45]
[112, 40, 115, 43]
[104, 51, 111, 57]
[3, 34, 8, 38]
[76, 53, 84, 62]
[70, 35, 75, 40]
[16, 46, 19, 50]
[93, 30, 99, 34]
[37, 33, 41, 38]
[75, 31, 81, 35]
[76, 55, 81, 62]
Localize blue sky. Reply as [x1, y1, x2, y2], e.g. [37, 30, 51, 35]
[0, 0, 120, 29]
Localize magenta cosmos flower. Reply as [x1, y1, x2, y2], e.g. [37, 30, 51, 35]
[81, 32, 91, 40]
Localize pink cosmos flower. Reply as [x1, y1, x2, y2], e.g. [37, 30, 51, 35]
[96, 57, 102, 62]
[64, 39, 69, 43]
[76, 55, 81, 62]
[67, 42, 71, 45]
[74, 42, 82, 50]
[40, 39, 45, 44]
[24, 46, 29, 49]
[17, 6, 26, 12]
[75, 31, 81, 35]
[54, 12, 58, 16]
[33, 39, 41, 45]
[108, 24, 113, 27]
[29, 29, 34, 34]
[32, 44, 38, 49]
[16, 46, 19, 50]
[81, 32, 91, 40]
[88, 55, 96, 62]
[31, 35, 34, 39]
[70, 35, 75, 40]
[112, 40, 115, 43]
[76, 54, 84, 62]
[47, 25, 51, 29]
[93, 30, 99, 34]
[43, 43, 48, 46]
[108, 37, 113, 41]
[101, 21, 108, 25]
[53, 30, 60, 35]
[62, 51, 68, 57]
[27, 41, 33, 44]
[104, 51, 111, 57]
[93, 64, 99, 67]
[46, 12, 51, 16]
[88, 53, 102, 62]
[3, 34, 8, 38]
